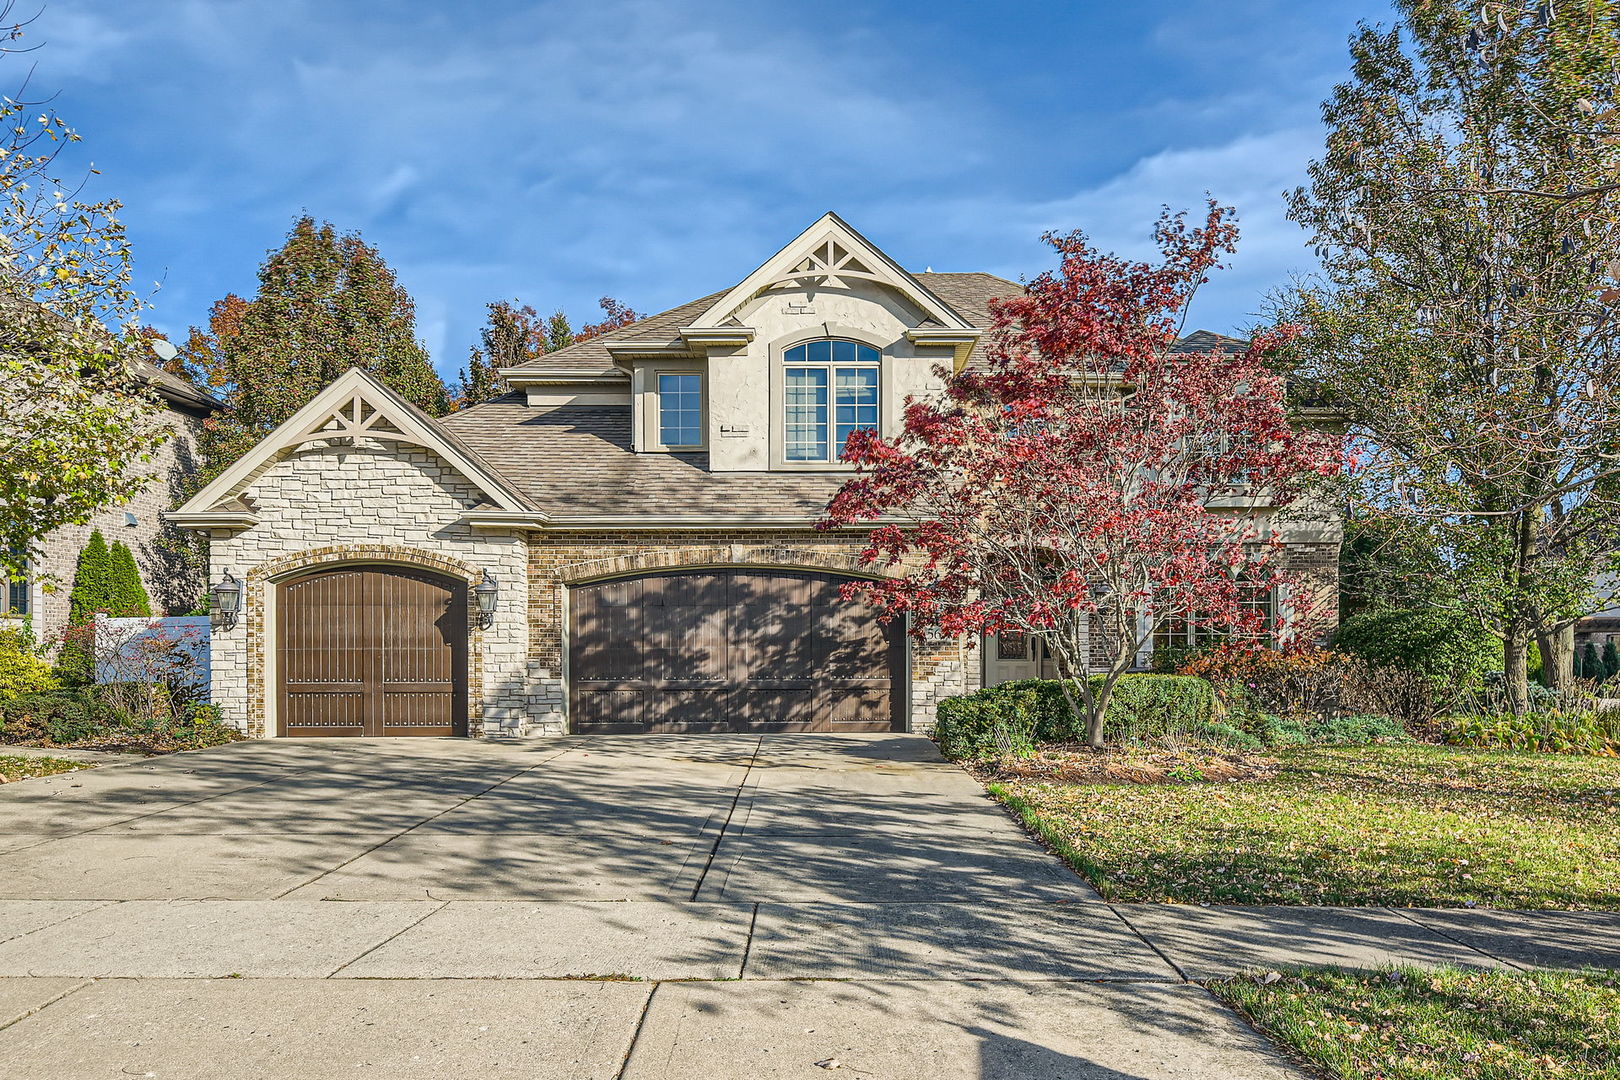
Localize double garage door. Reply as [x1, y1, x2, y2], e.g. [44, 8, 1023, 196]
[276, 565, 904, 737]
[569, 569, 906, 734]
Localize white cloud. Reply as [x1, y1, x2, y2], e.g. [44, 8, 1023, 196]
[895, 126, 1325, 334]
[27, 0, 1338, 367]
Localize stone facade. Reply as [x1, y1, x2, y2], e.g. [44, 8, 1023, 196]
[204, 440, 530, 738]
[18, 404, 208, 646]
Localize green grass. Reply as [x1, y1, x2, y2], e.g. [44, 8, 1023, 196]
[989, 744, 1620, 908]
[0, 754, 93, 783]
[1211, 967, 1620, 1080]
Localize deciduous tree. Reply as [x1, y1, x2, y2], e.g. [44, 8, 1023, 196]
[1282, 0, 1620, 707]
[453, 296, 641, 409]
[184, 217, 449, 476]
[821, 205, 1341, 746]
[0, 9, 163, 580]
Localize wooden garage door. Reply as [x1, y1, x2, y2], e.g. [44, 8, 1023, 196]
[568, 569, 905, 734]
[277, 566, 468, 737]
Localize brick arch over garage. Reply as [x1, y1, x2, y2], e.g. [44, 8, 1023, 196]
[551, 544, 897, 586]
[239, 544, 488, 738]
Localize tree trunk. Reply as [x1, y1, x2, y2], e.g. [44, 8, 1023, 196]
[1535, 622, 1575, 693]
[1503, 628, 1531, 715]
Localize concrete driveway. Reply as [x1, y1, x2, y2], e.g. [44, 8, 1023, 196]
[0, 734, 1306, 1079]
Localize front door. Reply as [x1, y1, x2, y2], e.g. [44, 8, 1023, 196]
[277, 565, 468, 737]
[982, 632, 1059, 687]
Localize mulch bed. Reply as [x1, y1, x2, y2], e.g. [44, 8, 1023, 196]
[969, 744, 1280, 785]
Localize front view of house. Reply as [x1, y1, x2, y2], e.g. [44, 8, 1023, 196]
[170, 214, 1340, 739]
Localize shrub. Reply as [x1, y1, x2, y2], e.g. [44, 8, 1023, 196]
[0, 687, 238, 750]
[1331, 608, 1501, 685]
[1188, 720, 1265, 751]
[0, 687, 130, 744]
[105, 541, 153, 618]
[1311, 713, 1409, 745]
[932, 675, 1214, 758]
[932, 688, 1041, 761]
[1178, 644, 1349, 719]
[0, 635, 59, 702]
[1438, 709, 1620, 756]
[1099, 674, 1215, 741]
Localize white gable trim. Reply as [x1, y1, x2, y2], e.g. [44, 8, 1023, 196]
[172, 367, 535, 522]
[688, 212, 979, 335]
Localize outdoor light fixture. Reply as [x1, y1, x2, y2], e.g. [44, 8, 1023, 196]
[212, 571, 242, 631]
[474, 570, 499, 629]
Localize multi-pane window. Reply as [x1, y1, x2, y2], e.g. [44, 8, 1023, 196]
[783, 340, 880, 462]
[1152, 580, 1276, 653]
[656, 373, 703, 448]
[2, 551, 27, 618]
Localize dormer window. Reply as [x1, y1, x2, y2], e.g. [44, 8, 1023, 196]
[783, 340, 880, 462]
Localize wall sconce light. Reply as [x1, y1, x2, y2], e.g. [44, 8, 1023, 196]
[212, 571, 242, 631]
[474, 570, 499, 629]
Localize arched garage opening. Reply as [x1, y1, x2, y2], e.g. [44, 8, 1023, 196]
[568, 568, 905, 734]
[277, 564, 469, 737]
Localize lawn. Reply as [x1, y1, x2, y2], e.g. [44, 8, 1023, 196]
[986, 744, 1620, 908]
[0, 754, 94, 784]
[1211, 967, 1620, 1080]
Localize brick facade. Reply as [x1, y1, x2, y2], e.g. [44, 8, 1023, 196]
[20, 405, 207, 646]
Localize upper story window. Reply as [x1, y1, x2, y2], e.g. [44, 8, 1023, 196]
[656, 372, 704, 449]
[783, 340, 880, 462]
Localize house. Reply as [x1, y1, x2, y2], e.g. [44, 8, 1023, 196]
[4, 357, 222, 644]
[1576, 573, 1620, 651]
[169, 213, 1341, 739]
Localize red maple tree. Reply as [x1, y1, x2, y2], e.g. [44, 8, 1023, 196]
[821, 204, 1343, 746]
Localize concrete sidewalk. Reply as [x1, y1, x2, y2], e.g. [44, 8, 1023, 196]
[0, 734, 1615, 1078]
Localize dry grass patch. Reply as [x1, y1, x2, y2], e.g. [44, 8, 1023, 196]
[1212, 967, 1620, 1080]
[988, 744, 1620, 908]
[0, 754, 94, 783]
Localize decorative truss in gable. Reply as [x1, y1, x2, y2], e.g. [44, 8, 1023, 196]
[168, 367, 540, 530]
[684, 212, 980, 337]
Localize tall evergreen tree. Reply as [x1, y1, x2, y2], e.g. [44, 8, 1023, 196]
[1581, 639, 1601, 681]
[106, 541, 152, 618]
[66, 530, 113, 626]
[185, 216, 449, 477]
[1604, 638, 1620, 682]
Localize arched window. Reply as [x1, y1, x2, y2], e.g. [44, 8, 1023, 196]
[783, 340, 881, 462]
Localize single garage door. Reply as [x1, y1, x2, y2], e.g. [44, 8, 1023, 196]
[568, 569, 905, 734]
[277, 565, 469, 737]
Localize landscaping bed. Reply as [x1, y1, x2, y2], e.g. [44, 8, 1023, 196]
[0, 753, 95, 784]
[989, 744, 1620, 908]
[1211, 966, 1620, 1080]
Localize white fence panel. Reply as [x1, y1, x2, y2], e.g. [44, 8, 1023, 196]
[95, 615, 212, 702]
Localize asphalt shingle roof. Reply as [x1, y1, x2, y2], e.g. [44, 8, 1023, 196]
[440, 268, 1252, 521]
[441, 396, 849, 520]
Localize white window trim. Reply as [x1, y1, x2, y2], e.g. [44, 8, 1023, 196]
[641, 367, 707, 452]
[769, 331, 890, 471]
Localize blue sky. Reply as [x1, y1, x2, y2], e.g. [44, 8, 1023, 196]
[27, 0, 1391, 380]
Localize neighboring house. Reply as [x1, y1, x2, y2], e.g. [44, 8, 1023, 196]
[1576, 573, 1620, 650]
[169, 213, 1341, 740]
[4, 358, 222, 645]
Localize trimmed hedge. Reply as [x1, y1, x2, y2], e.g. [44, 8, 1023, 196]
[932, 675, 1215, 760]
